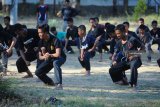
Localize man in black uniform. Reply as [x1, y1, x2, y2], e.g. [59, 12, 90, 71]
[4, 16, 16, 37]
[150, 20, 160, 53]
[14, 24, 39, 78]
[4, 16, 20, 56]
[136, 18, 150, 34]
[35, 25, 66, 89]
[137, 25, 153, 62]
[109, 24, 142, 87]
[123, 21, 139, 40]
[0, 24, 16, 75]
[64, 17, 79, 54]
[88, 18, 105, 62]
[78, 25, 99, 76]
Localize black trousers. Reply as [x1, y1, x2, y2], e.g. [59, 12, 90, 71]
[109, 61, 130, 82]
[109, 57, 142, 85]
[97, 39, 109, 53]
[78, 51, 95, 71]
[16, 51, 37, 73]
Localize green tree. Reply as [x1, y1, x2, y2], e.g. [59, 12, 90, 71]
[133, 0, 147, 20]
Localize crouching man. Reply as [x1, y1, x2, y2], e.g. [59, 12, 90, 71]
[35, 25, 66, 90]
[109, 24, 142, 88]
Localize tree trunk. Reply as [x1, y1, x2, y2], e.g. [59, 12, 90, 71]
[124, 0, 128, 14]
[22, 0, 27, 16]
[113, 0, 117, 16]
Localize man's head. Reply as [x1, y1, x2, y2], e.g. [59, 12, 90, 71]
[123, 21, 130, 32]
[115, 24, 126, 39]
[138, 18, 144, 25]
[138, 24, 146, 34]
[4, 16, 10, 26]
[38, 24, 49, 40]
[89, 18, 96, 28]
[67, 17, 73, 28]
[94, 17, 99, 25]
[64, 0, 70, 7]
[39, 0, 44, 5]
[50, 26, 57, 36]
[14, 23, 27, 37]
[105, 23, 115, 38]
[78, 25, 86, 38]
[151, 20, 158, 30]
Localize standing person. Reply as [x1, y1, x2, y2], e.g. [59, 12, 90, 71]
[0, 24, 16, 75]
[109, 24, 142, 87]
[14, 24, 40, 78]
[36, 0, 49, 27]
[78, 25, 99, 76]
[150, 20, 160, 53]
[58, 0, 79, 32]
[35, 25, 66, 89]
[136, 18, 150, 34]
[64, 17, 79, 54]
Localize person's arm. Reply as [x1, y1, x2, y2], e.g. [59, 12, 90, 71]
[19, 50, 30, 66]
[6, 37, 16, 54]
[64, 30, 70, 51]
[88, 36, 101, 52]
[50, 48, 61, 58]
[64, 38, 69, 51]
[80, 49, 84, 61]
[39, 51, 46, 60]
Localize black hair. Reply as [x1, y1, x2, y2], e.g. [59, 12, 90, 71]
[67, 17, 73, 22]
[50, 26, 56, 32]
[139, 25, 146, 30]
[115, 24, 125, 33]
[65, 0, 70, 3]
[4, 16, 10, 21]
[152, 20, 158, 25]
[78, 25, 86, 32]
[38, 24, 50, 33]
[139, 18, 144, 22]
[105, 24, 115, 34]
[123, 21, 130, 27]
[14, 23, 23, 31]
[94, 17, 99, 22]
[89, 18, 95, 22]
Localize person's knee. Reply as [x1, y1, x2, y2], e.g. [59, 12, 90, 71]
[35, 70, 40, 76]
[16, 59, 21, 66]
[53, 60, 59, 67]
[109, 68, 113, 74]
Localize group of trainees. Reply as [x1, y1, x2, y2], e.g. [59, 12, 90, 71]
[0, 15, 160, 89]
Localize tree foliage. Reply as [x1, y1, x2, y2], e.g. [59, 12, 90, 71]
[133, 0, 147, 20]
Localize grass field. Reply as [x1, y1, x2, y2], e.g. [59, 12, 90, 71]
[0, 15, 160, 107]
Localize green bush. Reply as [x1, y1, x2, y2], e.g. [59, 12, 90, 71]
[133, 0, 147, 21]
